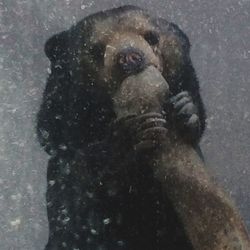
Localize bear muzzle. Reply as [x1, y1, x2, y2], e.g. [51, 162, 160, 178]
[116, 47, 146, 75]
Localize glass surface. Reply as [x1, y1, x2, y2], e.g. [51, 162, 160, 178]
[1, 1, 249, 249]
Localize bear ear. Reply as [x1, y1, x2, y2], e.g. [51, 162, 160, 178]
[44, 31, 69, 62]
[155, 18, 191, 53]
[168, 22, 191, 52]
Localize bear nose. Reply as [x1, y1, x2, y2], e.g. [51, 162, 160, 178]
[117, 47, 145, 75]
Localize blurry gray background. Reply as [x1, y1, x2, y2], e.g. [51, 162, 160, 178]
[0, 0, 249, 249]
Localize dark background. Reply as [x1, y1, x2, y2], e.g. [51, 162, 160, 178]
[0, 0, 249, 249]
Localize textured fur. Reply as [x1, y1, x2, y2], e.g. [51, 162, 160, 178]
[37, 6, 207, 249]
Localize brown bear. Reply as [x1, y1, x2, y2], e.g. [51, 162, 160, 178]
[37, 5, 250, 250]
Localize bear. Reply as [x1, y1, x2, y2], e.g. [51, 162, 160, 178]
[37, 5, 250, 250]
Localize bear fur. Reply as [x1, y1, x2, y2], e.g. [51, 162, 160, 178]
[36, 6, 250, 250]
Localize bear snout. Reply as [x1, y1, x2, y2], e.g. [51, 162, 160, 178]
[116, 47, 146, 75]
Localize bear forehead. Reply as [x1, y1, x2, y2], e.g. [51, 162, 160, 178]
[89, 11, 157, 44]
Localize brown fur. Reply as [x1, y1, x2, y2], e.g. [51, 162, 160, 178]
[38, 6, 249, 249]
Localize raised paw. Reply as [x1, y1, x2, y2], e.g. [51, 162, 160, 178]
[110, 112, 168, 153]
[132, 112, 168, 152]
[169, 91, 201, 142]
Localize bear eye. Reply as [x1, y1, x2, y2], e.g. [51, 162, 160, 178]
[144, 31, 160, 46]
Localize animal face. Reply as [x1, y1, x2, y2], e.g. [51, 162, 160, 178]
[45, 6, 190, 95]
